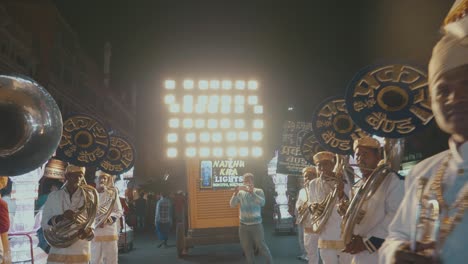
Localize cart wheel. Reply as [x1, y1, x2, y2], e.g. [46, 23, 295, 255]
[176, 222, 186, 257]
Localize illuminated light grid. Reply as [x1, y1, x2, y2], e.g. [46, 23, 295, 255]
[210, 80, 220, 89]
[234, 105, 244, 113]
[239, 147, 249, 157]
[169, 118, 180, 128]
[226, 131, 237, 142]
[183, 95, 194, 104]
[165, 80, 175, 90]
[199, 147, 210, 157]
[183, 79, 194, 89]
[252, 131, 263, 141]
[221, 80, 232, 90]
[252, 147, 263, 157]
[253, 119, 264, 129]
[195, 104, 206, 114]
[221, 104, 231, 114]
[234, 95, 245, 104]
[239, 131, 249, 141]
[186, 147, 196, 157]
[185, 133, 196, 143]
[199, 80, 209, 90]
[167, 133, 178, 143]
[213, 147, 223, 157]
[226, 147, 237, 157]
[208, 104, 218, 114]
[200, 132, 210, 142]
[183, 104, 193, 113]
[221, 95, 232, 105]
[248, 80, 258, 90]
[164, 94, 175, 104]
[234, 119, 245, 129]
[170, 104, 180, 113]
[220, 119, 231, 129]
[207, 119, 218, 129]
[209, 95, 220, 104]
[247, 95, 258, 105]
[195, 119, 205, 128]
[235, 80, 246, 90]
[167, 148, 177, 158]
[254, 105, 263, 114]
[212, 132, 222, 142]
[183, 118, 193, 128]
[198, 95, 208, 105]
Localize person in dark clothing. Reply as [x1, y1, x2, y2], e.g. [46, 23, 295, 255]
[135, 192, 147, 230]
[155, 192, 172, 248]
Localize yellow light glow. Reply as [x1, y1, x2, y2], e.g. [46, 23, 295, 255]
[220, 119, 231, 128]
[221, 104, 231, 114]
[195, 104, 206, 114]
[207, 119, 218, 129]
[200, 147, 210, 157]
[186, 147, 196, 157]
[164, 94, 175, 104]
[252, 131, 263, 141]
[195, 119, 205, 128]
[248, 96, 258, 105]
[226, 131, 237, 142]
[234, 105, 244, 113]
[198, 95, 208, 105]
[254, 105, 263, 114]
[185, 133, 196, 143]
[248, 80, 258, 90]
[235, 80, 245, 90]
[239, 147, 249, 157]
[167, 133, 178, 143]
[221, 80, 232, 90]
[209, 95, 220, 104]
[226, 147, 237, 157]
[167, 148, 177, 158]
[234, 95, 245, 104]
[234, 119, 245, 129]
[199, 80, 209, 90]
[169, 118, 180, 128]
[170, 104, 180, 113]
[183, 79, 194, 89]
[239, 131, 249, 141]
[165, 80, 175, 89]
[213, 147, 223, 157]
[252, 147, 263, 157]
[208, 104, 218, 114]
[200, 132, 210, 142]
[221, 95, 231, 105]
[210, 80, 220, 89]
[253, 119, 264, 129]
[212, 132, 222, 142]
[183, 119, 193, 128]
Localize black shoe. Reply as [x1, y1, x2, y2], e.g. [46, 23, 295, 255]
[157, 242, 164, 248]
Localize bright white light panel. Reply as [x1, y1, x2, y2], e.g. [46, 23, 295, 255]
[164, 79, 263, 158]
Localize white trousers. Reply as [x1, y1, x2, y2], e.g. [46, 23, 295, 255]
[297, 225, 306, 256]
[304, 232, 319, 264]
[319, 248, 352, 264]
[90, 240, 118, 264]
[352, 250, 378, 264]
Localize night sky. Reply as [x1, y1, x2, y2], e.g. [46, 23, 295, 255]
[53, 0, 451, 180]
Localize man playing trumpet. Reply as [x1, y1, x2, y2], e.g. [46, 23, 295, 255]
[309, 151, 351, 264]
[341, 137, 404, 264]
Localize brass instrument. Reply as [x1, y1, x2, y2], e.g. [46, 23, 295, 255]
[309, 176, 340, 233]
[0, 75, 62, 176]
[95, 173, 118, 227]
[43, 176, 99, 248]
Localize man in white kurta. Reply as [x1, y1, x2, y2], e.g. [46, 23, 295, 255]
[309, 151, 351, 264]
[41, 165, 94, 264]
[91, 172, 123, 264]
[341, 137, 404, 264]
[379, 4, 468, 263]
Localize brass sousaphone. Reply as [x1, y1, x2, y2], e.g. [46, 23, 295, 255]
[341, 63, 433, 245]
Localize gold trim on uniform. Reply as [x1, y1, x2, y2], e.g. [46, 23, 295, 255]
[318, 239, 345, 249]
[48, 253, 90, 263]
[94, 235, 119, 242]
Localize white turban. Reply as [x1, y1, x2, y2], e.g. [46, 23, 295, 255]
[428, 34, 468, 86]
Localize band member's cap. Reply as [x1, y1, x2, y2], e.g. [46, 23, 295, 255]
[66, 165, 86, 175]
[313, 151, 335, 164]
[302, 166, 316, 174]
[97, 171, 113, 178]
[0, 176, 8, 190]
[443, 0, 468, 38]
[353, 136, 381, 151]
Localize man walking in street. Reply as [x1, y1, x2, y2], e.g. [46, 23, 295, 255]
[230, 173, 273, 264]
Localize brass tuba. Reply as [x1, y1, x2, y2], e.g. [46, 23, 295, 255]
[0, 75, 62, 176]
[94, 172, 118, 227]
[43, 173, 99, 248]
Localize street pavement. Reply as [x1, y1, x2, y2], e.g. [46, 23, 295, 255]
[119, 222, 306, 264]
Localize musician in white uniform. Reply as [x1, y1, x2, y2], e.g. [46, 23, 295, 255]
[341, 137, 404, 264]
[41, 165, 94, 264]
[379, 1, 468, 262]
[91, 172, 123, 264]
[309, 151, 351, 264]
